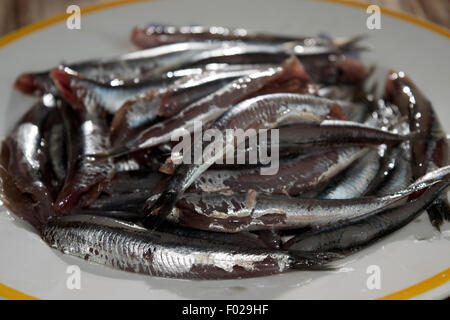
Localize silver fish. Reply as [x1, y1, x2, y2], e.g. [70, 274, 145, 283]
[42, 215, 332, 279]
[144, 167, 449, 233]
[189, 147, 368, 195]
[284, 177, 450, 253]
[54, 105, 115, 212]
[144, 93, 354, 226]
[15, 42, 228, 95]
[110, 65, 271, 146]
[131, 23, 361, 49]
[319, 148, 382, 199]
[99, 56, 311, 158]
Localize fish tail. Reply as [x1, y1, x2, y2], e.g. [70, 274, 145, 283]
[289, 251, 342, 270]
[142, 190, 178, 229]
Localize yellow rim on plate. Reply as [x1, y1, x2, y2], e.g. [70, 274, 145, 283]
[0, 0, 448, 300]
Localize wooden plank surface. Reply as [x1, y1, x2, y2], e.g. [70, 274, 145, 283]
[0, 0, 448, 37]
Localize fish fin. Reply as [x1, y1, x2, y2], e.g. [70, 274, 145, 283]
[142, 190, 178, 230]
[289, 251, 343, 270]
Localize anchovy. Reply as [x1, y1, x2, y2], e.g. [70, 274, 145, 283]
[42, 215, 332, 279]
[15, 38, 366, 96]
[375, 147, 413, 196]
[110, 65, 270, 146]
[189, 148, 368, 195]
[131, 23, 358, 49]
[158, 66, 278, 117]
[386, 71, 435, 179]
[0, 98, 57, 229]
[146, 166, 449, 233]
[0, 165, 52, 232]
[144, 92, 353, 225]
[386, 71, 450, 227]
[276, 120, 418, 146]
[88, 192, 152, 213]
[103, 171, 164, 194]
[319, 148, 382, 199]
[14, 42, 228, 95]
[40, 106, 67, 199]
[283, 178, 450, 254]
[50, 67, 175, 114]
[54, 104, 115, 212]
[1, 100, 52, 197]
[189, 116, 413, 173]
[98, 56, 311, 157]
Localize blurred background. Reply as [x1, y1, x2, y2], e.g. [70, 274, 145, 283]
[0, 0, 449, 37]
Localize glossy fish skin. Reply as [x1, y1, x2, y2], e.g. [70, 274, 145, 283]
[89, 192, 151, 213]
[132, 24, 334, 49]
[42, 215, 331, 279]
[168, 166, 450, 233]
[54, 104, 115, 213]
[283, 179, 450, 254]
[0, 99, 58, 231]
[144, 92, 350, 225]
[374, 146, 413, 196]
[424, 135, 450, 228]
[0, 99, 57, 228]
[0, 165, 51, 232]
[157, 66, 275, 117]
[189, 148, 368, 195]
[40, 106, 68, 200]
[69, 211, 275, 249]
[50, 67, 175, 114]
[365, 120, 414, 196]
[386, 71, 450, 227]
[277, 120, 417, 147]
[385, 71, 435, 179]
[103, 171, 164, 195]
[15, 42, 227, 96]
[363, 146, 400, 195]
[101, 56, 310, 158]
[16, 37, 365, 97]
[110, 92, 163, 147]
[167, 188, 412, 233]
[110, 66, 269, 146]
[319, 148, 382, 199]
[298, 54, 367, 86]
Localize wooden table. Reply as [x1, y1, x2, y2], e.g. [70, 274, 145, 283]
[0, 0, 449, 36]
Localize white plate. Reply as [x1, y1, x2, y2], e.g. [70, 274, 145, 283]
[0, 0, 449, 300]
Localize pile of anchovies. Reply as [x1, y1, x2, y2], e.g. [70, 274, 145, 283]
[1, 24, 449, 280]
